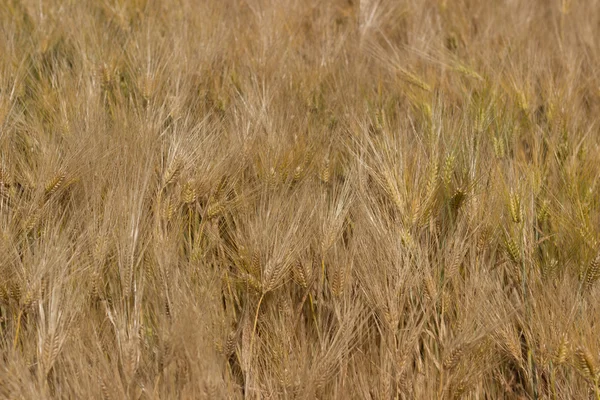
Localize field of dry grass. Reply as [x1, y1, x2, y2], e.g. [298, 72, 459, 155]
[1, 0, 600, 398]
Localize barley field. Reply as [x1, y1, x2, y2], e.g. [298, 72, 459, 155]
[1, 0, 600, 398]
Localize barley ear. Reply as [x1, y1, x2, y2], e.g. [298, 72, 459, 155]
[574, 347, 597, 382]
[585, 251, 600, 288]
[162, 158, 181, 187]
[44, 172, 66, 199]
[509, 190, 522, 224]
[181, 181, 197, 205]
[443, 152, 455, 191]
[555, 335, 568, 365]
[320, 156, 330, 184]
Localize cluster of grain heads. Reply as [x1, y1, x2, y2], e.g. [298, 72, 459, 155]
[1, 0, 600, 397]
[224, 185, 316, 395]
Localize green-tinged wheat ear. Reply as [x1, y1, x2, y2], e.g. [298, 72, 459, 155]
[503, 233, 521, 265]
[541, 258, 558, 280]
[474, 105, 486, 133]
[492, 137, 505, 159]
[426, 159, 439, 196]
[555, 335, 569, 365]
[509, 190, 522, 224]
[515, 88, 529, 113]
[443, 152, 455, 190]
[454, 63, 484, 82]
[548, 258, 559, 278]
[397, 68, 431, 92]
[537, 199, 550, 224]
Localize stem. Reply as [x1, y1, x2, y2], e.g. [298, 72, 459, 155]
[438, 369, 445, 399]
[188, 207, 192, 248]
[13, 310, 22, 350]
[246, 293, 265, 397]
[224, 271, 237, 320]
[550, 362, 557, 400]
[249, 293, 265, 359]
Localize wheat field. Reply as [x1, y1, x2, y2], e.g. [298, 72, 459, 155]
[1, 0, 600, 398]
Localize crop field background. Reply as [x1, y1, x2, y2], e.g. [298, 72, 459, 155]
[1, 0, 600, 398]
